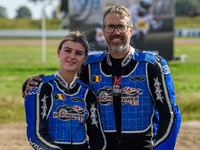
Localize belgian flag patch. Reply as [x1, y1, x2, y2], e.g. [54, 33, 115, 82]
[54, 94, 66, 101]
[92, 75, 101, 83]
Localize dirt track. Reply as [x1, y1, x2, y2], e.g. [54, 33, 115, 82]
[0, 121, 200, 150]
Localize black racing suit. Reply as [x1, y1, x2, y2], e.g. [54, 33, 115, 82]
[24, 71, 106, 150]
[79, 47, 181, 150]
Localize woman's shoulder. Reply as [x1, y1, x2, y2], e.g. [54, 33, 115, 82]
[42, 75, 57, 83]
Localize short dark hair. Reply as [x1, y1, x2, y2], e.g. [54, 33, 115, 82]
[103, 4, 133, 26]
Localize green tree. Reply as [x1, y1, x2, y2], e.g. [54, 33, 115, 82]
[0, 6, 7, 18]
[15, 6, 32, 19]
[29, 0, 67, 17]
[176, 0, 200, 16]
[60, 0, 68, 16]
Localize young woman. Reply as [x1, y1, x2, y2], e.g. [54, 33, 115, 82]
[24, 31, 106, 150]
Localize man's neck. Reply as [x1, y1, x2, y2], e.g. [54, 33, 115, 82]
[109, 46, 130, 59]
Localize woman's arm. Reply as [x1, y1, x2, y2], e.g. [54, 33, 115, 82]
[24, 81, 61, 150]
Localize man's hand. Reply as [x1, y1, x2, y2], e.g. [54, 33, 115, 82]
[22, 74, 45, 98]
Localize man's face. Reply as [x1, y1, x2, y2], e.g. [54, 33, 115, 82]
[102, 13, 133, 54]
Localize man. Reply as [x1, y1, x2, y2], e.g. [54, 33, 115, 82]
[23, 5, 181, 150]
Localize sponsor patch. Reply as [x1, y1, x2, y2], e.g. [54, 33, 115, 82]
[28, 87, 40, 95]
[97, 87, 113, 105]
[112, 76, 121, 96]
[161, 65, 170, 74]
[71, 97, 84, 103]
[53, 105, 86, 122]
[29, 138, 44, 150]
[121, 87, 142, 105]
[129, 76, 146, 82]
[122, 52, 133, 67]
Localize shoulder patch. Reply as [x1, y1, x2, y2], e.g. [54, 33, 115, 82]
[133, 50, 158, 64]
[28, 86, 41, 95]
[161, 65, 170, 74]
[84, 52, 106, 65]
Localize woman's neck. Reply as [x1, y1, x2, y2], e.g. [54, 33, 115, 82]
[58, 69, 77, 89]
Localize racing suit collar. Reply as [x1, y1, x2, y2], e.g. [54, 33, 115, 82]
[107, 46, 135, 67]
[54, 71, 77, 89]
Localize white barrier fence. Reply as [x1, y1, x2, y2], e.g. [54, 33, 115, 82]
[0, 29, 70, 38]
[175, 28, 200, 37]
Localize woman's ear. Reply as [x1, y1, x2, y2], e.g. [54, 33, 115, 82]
[83, 55, 88, 64]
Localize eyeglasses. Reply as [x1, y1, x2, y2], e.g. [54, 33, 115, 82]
[104, 25, 131, 34]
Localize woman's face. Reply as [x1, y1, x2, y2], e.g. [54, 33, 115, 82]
[57, 41, 87, 74]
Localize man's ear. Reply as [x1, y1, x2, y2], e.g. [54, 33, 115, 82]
[130, 26, 134, 34]
[57, 48, 60, 58]
[102, 26, 105, 33]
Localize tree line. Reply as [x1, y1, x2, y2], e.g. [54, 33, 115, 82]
[0, 0, 200, 19]
[176, 0, 200, 16]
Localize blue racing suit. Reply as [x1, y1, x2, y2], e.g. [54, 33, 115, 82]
[80, 47, 181, 150]
[24, 71, 106, 150]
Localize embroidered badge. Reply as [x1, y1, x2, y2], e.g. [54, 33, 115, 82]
[154, 77, 163, 103]
[90, 103, 98, 128]
[161, 65, 170, 74]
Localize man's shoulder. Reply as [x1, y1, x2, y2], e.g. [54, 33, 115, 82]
[77, 79, 92, 90]
[84, 51, 106, 65]
[133, 50, 160, 64]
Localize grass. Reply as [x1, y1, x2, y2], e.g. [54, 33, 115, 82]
[0, 44, 59, 123]
[169, 41, 200, 121]
[0, 38, 200, 123]
[175, 16, 200, 28]
[0, 18, 62, 29]
[0, 15, 199, 124]
[0, 16, 200, 29]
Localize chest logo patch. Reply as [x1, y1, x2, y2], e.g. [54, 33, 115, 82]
[97, 87, 113, 105]
[121, 87, 142, 105]
[53, 105, 86, 122]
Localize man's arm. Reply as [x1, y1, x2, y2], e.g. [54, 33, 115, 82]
[147, 58, 181, 150]
[22, 74, 45, 98]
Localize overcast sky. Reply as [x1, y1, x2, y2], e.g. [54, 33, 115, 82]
[0, 0, 59, 19]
